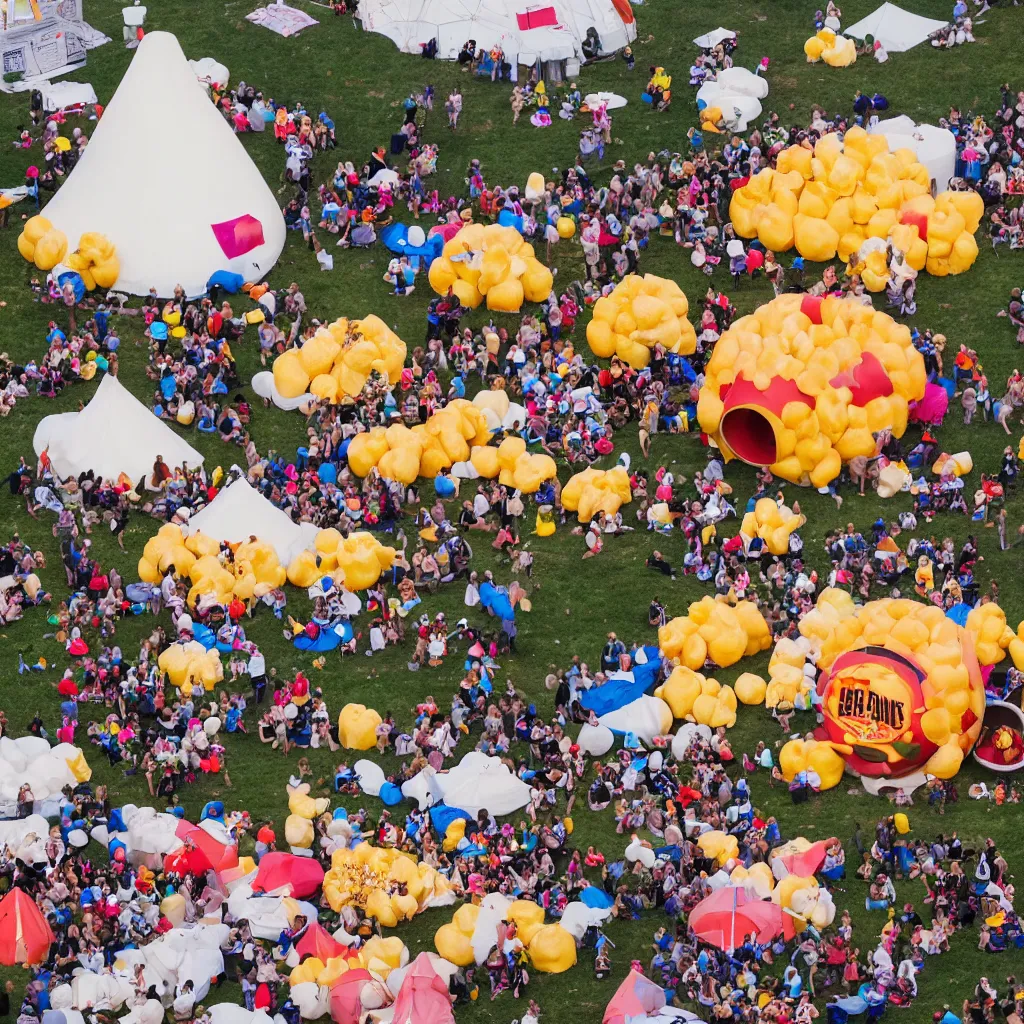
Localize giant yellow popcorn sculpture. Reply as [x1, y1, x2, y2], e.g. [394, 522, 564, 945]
[322, 843, 452, 928]
[271, 315, 407, 402]
[697, 294, 926, 486]
[729, 127, 981, 280]
[428, 223, 553, 311]
[586, 274, 696, 369]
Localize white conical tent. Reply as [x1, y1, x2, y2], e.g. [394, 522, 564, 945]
[33, 375, 204, 485]
[182, 478, 318, 563]
[844, 3, 947, 51]
[39, 32, 284, 297]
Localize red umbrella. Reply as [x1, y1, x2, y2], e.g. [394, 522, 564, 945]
[688, 886, 784, 953]
[58, 678, 79, 697]
[0, 889, 55, 966]
[253, 851, 324, 899]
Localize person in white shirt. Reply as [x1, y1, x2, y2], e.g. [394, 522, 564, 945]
[248, 648, 267, 703]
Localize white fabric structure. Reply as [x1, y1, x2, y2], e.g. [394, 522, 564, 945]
[0, 814, 52, 864]
[113, 925, 228, 1005]
[599, 695, 672, 746]
[560, 899, 612, 939]
[844, 3, 946, 51]
[208, 1009, 283, 1024]
[0, 0, 108, 93]
[360, 0, 637, 62]
[697, 67, 769, 133]
[183, 478, 318, 564]
[0, 736, 86, 806]
[189, 57, 229, 89]
[869, 116, 956, 191]
[227, 884, 318, 941]
[401, 766, 446, 809]
[41, 80, 98, 112]
[33, 374, 204, 485]
[693, 27, 735, 48]
[583, 90, 627, 110]
[354, 758, 387, 797]
[39, 32, 285, 296]
[434, 751, 531, 816]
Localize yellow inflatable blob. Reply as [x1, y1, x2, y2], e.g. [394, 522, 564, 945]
[428, 222, 552, 311]
[586, 274, 696, 369]
[337, 704, 383, 750]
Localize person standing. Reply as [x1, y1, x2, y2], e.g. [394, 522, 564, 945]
[996, 507, 1009, 551]
[248, 646, 267, 704]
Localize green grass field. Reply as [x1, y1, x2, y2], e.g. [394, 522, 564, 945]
[0, 0, 1023, 1020]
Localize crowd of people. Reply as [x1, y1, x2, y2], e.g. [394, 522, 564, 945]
[5, 14, 1024, 1024]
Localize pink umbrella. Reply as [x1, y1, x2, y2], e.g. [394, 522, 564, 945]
[688, 886, 784, 953]
[604, 969, 666, 1024]
[771, 838, 836, 879]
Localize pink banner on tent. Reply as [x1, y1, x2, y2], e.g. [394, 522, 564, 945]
[211, 214, 266, 258]
[517, 6, 558, 29]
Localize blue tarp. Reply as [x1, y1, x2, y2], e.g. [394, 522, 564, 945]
[580, 647, 662, 716]
[379, 222, 444, 267]
[580, 886, 615, 909]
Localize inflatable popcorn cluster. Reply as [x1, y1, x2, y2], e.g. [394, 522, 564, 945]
[560, 466, 632, 524]
[322, 844, 453, 928]
[697, 294, 926, 486]
[427, 223, 553, 312]
[585, 274, 697, 369]
[348, 409, 556, 492]
[729, 127, 981, 279]
[271, 315, 407, 402]
[658, 597, 772, 671]
[803, 28, 856, 67]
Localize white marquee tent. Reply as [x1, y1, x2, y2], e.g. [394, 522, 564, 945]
[182, 477, 318, 563]
[33, 374, 204, 485]
[844, 3, 947, 51]
[38, 32, 284, 297]
[360, 0, 637, 63]
[869, 116, 956, 191]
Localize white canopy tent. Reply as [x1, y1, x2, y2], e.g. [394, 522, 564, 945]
[182, 477, 318, 564]
[360, 0, 636, 62]
[869, 116, 956, 191]
[693, 27, 735, 48]
[33, 374, 204, 485]
[844, 3, 947, 51]
[38, 32, 284, 296]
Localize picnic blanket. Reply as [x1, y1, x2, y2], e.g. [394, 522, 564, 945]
[246, 4, 318, 37]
